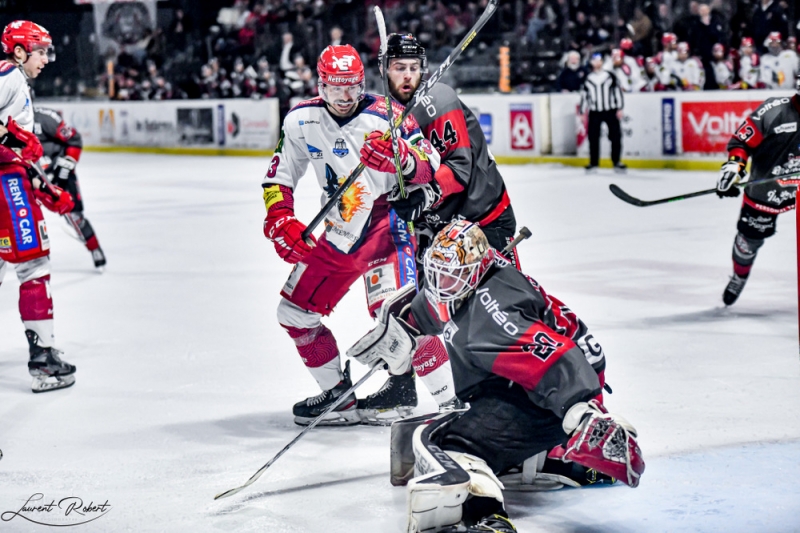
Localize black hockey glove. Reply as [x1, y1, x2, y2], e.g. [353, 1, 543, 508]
[716, 156, 748, 198]
[52, 156, 77, 182]
[389, 181, 442, 222]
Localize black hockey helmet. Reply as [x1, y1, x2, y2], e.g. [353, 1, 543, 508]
[382, 33, 427, 72]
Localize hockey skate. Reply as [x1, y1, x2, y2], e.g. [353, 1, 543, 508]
[438, 514, 517, 533]
[723, 273, 748, 305]
[438, 396, 468, 412]
[92, 247, 107, 270]
[26, 330, 76, 393]
[292, 361, 360, 426]
[357, 371, 417, 426]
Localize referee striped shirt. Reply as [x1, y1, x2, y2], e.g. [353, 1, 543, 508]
[580, 70, 624, 112]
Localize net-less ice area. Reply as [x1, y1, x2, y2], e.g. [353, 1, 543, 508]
[1, 153, 798, 532]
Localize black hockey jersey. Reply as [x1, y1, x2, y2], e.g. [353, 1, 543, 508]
[410, 262, 605, 417]
[33, 107, 83, 162]
[727, 95, 800, 180]
[409, 83, 509, 231]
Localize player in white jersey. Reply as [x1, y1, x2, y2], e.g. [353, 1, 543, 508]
[670, 42, 705, 90]
[655, 32, 679, 86]
[711, 43, 734, 89]
[261, 44, 449, 426]
[0, 20, 77, 393]
[735, 37, 762, 89]
[760, 32, 798, 89]
[605, 47, 645, 92]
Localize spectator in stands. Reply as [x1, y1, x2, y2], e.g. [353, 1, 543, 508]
[629, 7, 653, 56]
[555, 50, 586, 92]
[168, 8, 192, 52]
[751, 0, 789, 53]
[283, 54, 315, 98]
[330, 26, 344, 46]
[711, 43, 734, 88]
[689, 3, 727, 89]
[278, 32, 300, 76]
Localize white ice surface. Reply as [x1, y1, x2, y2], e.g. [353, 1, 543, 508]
[1, 154, 799, 532]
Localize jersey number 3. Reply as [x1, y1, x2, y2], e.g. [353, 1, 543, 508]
[430, 120, 458, 154]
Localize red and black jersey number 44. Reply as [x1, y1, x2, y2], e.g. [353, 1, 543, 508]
[430, 119, 459, 154]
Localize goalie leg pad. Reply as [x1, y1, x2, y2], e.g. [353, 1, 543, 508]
[406, 412, 470, 532]
[562, 400, 645, 488]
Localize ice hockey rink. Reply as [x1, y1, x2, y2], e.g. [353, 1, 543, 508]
[1, 152, 798, 532]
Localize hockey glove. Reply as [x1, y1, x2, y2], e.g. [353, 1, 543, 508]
[1, 116, 44, 163]
[716, 156, 748, 198]
[347, 283, 419, 375]
[562, 400, 645, 488]
[35, 184, 75, 215]
[52, 156, 77, 181]
[359, 130, 433, 185]
[389, 181, 443, 222]
[262, 184, 316, 264]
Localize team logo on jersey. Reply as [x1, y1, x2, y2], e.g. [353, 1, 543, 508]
[523, 332, 564, 362]
[774, 122, 798, 134]
[332, 138, 349, 157]
[306, 144, 323, 159]
[442, 321, 459, 345]
[323, 163, 366, 222]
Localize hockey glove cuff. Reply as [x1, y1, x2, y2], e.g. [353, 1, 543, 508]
[716, 156, 748, 198]
[262, 184, 316, 264]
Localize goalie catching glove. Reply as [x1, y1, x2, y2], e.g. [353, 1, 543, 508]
[347, 282, 419, 375]
[560, 400, 645, 488]
[716, 156, 748, 198]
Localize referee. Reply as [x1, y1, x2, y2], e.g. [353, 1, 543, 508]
[580, 52, 626, 173]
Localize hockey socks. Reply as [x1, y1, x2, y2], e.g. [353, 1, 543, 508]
[413, 335, 457, 407]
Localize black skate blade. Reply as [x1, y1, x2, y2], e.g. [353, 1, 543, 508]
[358, 406, 415, 426]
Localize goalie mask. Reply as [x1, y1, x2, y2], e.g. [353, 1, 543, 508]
[423, 220, 496, 323]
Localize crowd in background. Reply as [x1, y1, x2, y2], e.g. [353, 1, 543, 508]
[21, 0, 800, 106]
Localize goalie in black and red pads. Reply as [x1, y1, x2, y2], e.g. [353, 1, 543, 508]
[348, 220, 644, 533]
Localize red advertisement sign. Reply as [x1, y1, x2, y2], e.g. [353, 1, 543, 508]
[681, 101, 761, 153]
[510, 104, 534, 150]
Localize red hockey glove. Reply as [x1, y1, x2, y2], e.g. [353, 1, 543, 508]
[360, 130, 416, 177]
[262, 184, 316, 264]
[2, 116, 44, 163]
[35, 184, 75, 215]
[561, 400, 645, 488]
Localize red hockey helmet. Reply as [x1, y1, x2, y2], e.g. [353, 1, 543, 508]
[620, 38, 634, 51]
[2, 20, 54, 60]
[661, 32, 677, 47]
[767, 31, 782, 45]
[740, 37, 754, 49]
[317, 45, 365, 86]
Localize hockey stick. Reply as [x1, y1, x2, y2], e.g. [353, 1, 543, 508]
[213, 362, 384, 500]
[502, 226, 532, 254]
[609, 170, 800, 207]
[375, 6, 407, 201]
[301, 0, 499, 241]
[608, 183, 718, 207]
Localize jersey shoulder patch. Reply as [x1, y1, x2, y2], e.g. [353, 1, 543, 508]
[0, 61, 17, 77]
[291, 97, 325, 112]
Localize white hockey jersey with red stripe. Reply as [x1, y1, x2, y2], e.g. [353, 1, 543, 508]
[262, 94, 439, 253]
[0, 61, 34, 131]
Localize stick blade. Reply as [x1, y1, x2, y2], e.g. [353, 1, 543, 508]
[609, 184, 646, 207]
[214, 486, 243, 500]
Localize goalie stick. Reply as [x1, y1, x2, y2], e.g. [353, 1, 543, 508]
[213, 363, 384, 500]
[301, 0, 499, 242]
